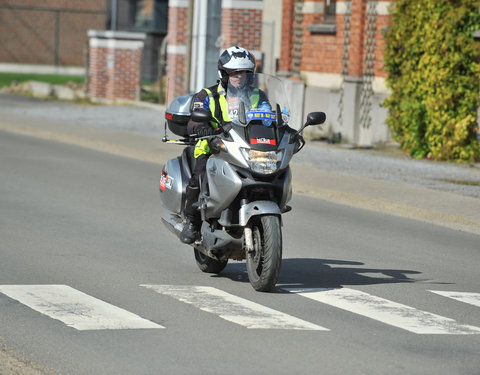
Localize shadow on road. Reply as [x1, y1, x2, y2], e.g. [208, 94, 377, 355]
[214, 258, 425, 291]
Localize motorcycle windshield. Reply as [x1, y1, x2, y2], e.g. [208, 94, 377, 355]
[226, 73, 291, 128]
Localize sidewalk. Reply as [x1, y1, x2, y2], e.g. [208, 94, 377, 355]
[1, 93, 479, 236]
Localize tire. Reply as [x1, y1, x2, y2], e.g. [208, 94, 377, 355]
[194, 249, 228, 273]
[246, 215, 282, 292]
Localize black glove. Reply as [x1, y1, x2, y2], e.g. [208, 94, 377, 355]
[195, 124, 222, 137]
[208, 137, 222, 154]
[295, 133, 304, 144]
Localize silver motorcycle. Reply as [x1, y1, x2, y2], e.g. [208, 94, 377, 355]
[159, 73, 325, 291]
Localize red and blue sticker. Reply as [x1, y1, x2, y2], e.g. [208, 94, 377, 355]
[159, 171, 169, 191]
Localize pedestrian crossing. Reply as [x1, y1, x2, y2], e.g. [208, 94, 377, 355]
[284, 287, 480, 334]
[429, 290, 480, 308]
[141, 284, 327, 330]
[0, 284, 479, 334]
[0, 285, 164, 330]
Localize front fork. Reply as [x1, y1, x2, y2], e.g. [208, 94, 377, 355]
[241, 198, 254, 252]
[244, 227, 254, 252]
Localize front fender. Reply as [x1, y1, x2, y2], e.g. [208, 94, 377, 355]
[239, 201, 281, 226]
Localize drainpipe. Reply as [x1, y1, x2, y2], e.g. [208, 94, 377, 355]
[185, 0, 194, 94]
[111, 0, 118, 31]
[190, 0, 208, 92]
[199, 2, 208, 90]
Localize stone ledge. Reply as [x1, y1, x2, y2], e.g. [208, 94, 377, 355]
[307, 23, 337, 35]
[87, 30, 147, 40]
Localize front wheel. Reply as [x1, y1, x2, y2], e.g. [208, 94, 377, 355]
[246, 215, 282, 292]
[194, 249, 228, 273]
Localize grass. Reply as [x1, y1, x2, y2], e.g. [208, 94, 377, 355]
[439, 179, 480, 187]
[0, 72, 84, 88]
[1, 72, 165, 105]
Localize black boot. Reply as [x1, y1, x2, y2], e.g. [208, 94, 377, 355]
[180, 186, 201, 244]
[180, 218, 200, 244]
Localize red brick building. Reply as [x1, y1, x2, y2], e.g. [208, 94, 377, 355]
[0, 1, 106, 67]
[166, 0, 393, 146]
[279, 0, 393, 146]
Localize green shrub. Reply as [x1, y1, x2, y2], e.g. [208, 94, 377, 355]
[384, 0, 480, 161]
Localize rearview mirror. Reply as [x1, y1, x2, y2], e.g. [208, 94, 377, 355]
[190, 109, 214, 123]
[294, 111, 326, 137]
[306, 112, 326, 126]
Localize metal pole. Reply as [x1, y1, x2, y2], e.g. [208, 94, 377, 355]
[196, 0, 207, 90]
[266, 21, 275, 75]
[54, 10, 60, 71]
[84, 41, 90, 95]
[158, 36, 168, 104]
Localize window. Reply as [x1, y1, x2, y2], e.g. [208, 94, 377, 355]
[307, 0, 337, 34]
[130, 0, 168, 32]
[324, 0, 336, 24]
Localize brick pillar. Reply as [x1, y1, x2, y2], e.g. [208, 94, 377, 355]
[279, 0, 296, 73]
[347, 0, 367, 77]
[220, 0, 263, 69]
[166, 1, 188, 102]
[88, 30, 146, 102]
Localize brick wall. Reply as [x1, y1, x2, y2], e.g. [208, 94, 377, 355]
[4, 0, 105, 11]
[0, 1, 105, 66]
[280, 0, 392, 81]
[374, 3, 391, 78]
[106, 48, 143, 100]
[278, 0, 295, 72]
[221, 8, 262, 50]
[166, 2, 188, 103]
[301, 11, 343, 73]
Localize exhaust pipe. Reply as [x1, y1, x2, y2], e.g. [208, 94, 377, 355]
[161, 214, 183, 238]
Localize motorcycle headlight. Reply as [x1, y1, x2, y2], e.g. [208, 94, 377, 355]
[240, 149, 280, 174]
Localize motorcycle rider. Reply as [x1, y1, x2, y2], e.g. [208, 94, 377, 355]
[180, 45, 268, 244]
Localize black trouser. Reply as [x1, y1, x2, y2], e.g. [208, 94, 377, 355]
[184, 154, 209, 222]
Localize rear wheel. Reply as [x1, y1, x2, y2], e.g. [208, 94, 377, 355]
[194, 249, 228, 273]
[246, 215, 282, 292]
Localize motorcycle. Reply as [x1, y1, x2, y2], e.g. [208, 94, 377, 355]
[159, 73, 325, 292]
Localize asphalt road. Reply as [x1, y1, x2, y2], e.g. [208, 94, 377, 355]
[1, 130, 479, 375]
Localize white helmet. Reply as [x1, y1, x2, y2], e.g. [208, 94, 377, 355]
[218, 46, 256, 87]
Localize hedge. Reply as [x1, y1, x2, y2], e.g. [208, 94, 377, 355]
[383, 0, 480, 161]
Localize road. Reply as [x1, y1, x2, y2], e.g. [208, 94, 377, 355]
[1, 130, 479, 374]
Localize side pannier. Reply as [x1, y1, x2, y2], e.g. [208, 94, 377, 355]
[165, 94, 194, 137]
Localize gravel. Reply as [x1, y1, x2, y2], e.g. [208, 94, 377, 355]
[2, 93, 479, 198]
[296, 142, 480, 198]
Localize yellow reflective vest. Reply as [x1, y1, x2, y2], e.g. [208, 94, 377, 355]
[194, 84, 260, 158]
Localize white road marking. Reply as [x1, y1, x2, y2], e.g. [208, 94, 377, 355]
[0, 285, 164, 330]
[141, 285, 328, 330]
[284, 287, 480, 335]
[430, 290, 480, 308]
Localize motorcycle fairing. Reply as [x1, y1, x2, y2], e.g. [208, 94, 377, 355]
[204, 157, 292, 221]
